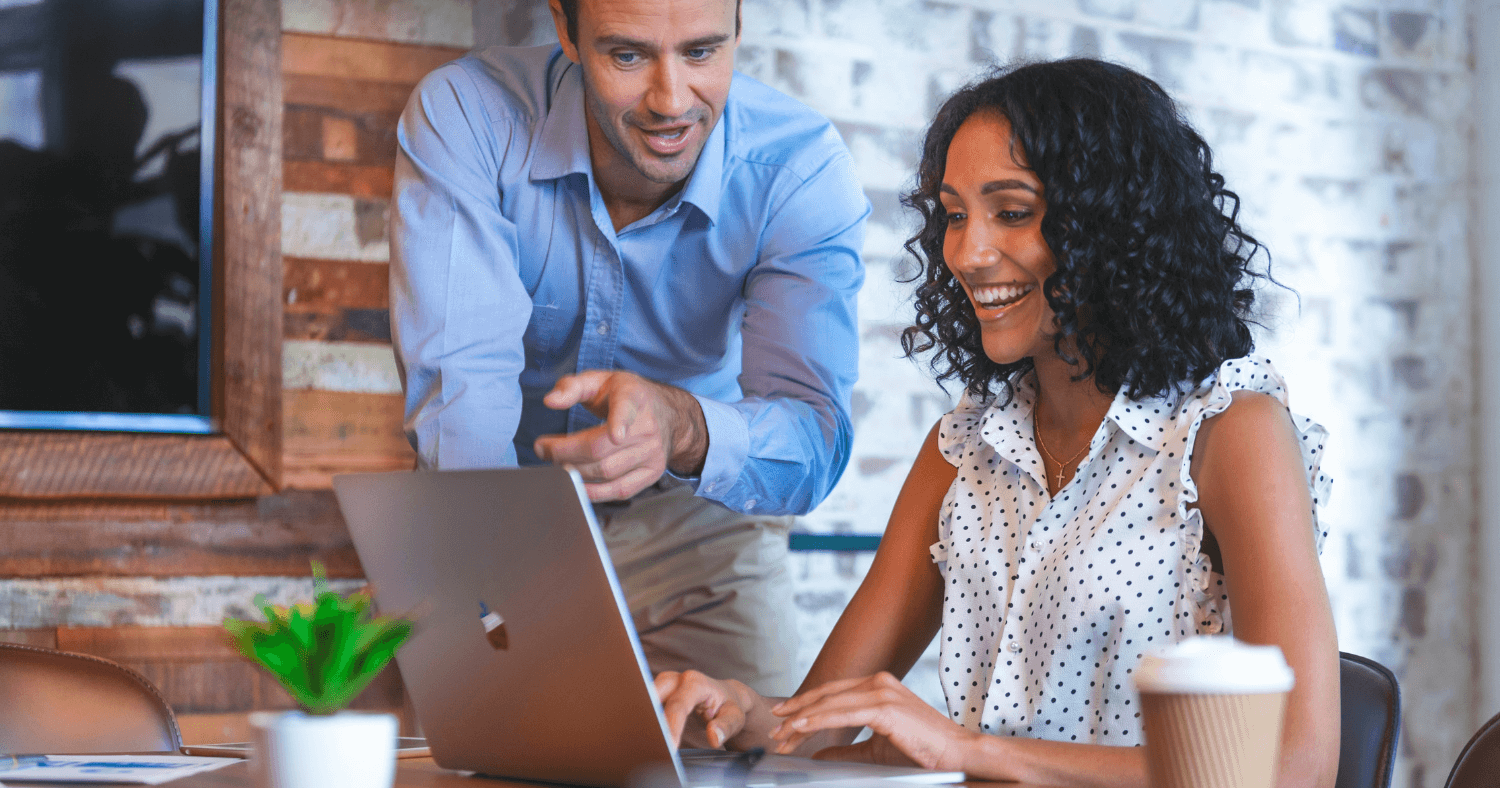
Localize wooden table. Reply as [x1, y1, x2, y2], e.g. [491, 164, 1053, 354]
[166, 757, 1047, 787]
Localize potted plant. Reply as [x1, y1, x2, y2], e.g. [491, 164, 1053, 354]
[224, 563, 413, 788]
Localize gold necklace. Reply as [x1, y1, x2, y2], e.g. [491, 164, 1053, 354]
[1034, 414, 1090, 490]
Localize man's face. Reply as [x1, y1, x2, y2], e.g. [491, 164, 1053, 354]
[553, 0, 739, 192]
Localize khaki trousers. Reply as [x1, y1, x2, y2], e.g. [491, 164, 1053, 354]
[594, 481, 800, 697]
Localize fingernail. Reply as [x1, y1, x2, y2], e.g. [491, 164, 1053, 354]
[770, 701, 784, 712]
[709, 725, 722, 745]
[791, 718, 807, 730]
[769, 723, 782, 737]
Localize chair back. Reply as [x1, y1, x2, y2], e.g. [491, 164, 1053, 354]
[1444, 710, 1500, 788]
[1335, 652, 1400, 788]
[0, 642, 182, 753]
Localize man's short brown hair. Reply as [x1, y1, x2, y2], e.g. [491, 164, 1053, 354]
[557, 0, 742, 46]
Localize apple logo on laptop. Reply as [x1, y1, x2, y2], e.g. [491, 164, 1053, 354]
[479, 601, 508, 651]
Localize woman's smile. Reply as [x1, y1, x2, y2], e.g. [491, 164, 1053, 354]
[969, 282, 1036, 312]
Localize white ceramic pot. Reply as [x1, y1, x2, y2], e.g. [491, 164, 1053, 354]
[249, 710, 397, 788]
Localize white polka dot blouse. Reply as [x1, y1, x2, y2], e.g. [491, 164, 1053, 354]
[928, 355, 1330, 746]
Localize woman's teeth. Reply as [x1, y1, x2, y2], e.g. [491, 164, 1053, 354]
[972, 284, 1034, 309]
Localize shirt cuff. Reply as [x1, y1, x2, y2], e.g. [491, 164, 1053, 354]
[686, 394, 748, 502]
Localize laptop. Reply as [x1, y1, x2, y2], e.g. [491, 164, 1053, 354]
[332, 467, 965, 788]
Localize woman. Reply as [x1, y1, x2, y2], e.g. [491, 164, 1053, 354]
[657, 59, 1339, 788]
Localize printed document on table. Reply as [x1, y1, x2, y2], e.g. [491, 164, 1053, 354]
[0, 755, 237, 784]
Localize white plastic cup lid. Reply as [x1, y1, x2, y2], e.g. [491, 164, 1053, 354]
[1133, 636, 1295, 694]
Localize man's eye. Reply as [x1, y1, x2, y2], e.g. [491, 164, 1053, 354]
[686, 47, 713, 60]
[614, 51, 640, 65]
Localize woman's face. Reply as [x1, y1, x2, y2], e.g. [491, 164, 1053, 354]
[939, 111, 1057, 366]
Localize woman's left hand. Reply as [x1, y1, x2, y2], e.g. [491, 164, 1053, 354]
[768, 672, 977, 772]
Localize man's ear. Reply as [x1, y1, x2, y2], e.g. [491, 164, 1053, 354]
[547, 0, 581, 64]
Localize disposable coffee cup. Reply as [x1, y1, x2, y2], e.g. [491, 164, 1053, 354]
[1134, 636, 1295, 788]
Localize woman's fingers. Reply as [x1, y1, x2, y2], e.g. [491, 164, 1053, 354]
[771, 674, 878, 717]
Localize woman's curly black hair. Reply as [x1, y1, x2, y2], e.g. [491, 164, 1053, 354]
[900, 58, 1269, 404]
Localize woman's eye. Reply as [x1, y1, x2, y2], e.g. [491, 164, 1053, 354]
[944, 212, 966, 224]
[999, 209, 1032, 222]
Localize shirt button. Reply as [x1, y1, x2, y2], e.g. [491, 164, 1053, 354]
[744, 498, 757, 511]
[597, 322, 610, 335]
[706, 482, 716, 493]
[1006, 641, 1022, 653]
[1029, 541, 1042, 552]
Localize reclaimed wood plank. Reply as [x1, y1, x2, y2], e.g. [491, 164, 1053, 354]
[56, 626, 237, 662]
[52, 626, 404, 714]
[284, 72, 415, 118]
[283, 160, 394, 199]
[0, 492, 361, 577]
[282, 32, 465, 85]
[283, 105, 399, 167]
[0, 629, 59, 648]
[218, 0, 285, 488]
[284, 257, 389, 310]
[0, 433, 273, 499]
[284, 308, 393, 343]
[283, 390, 414, 490]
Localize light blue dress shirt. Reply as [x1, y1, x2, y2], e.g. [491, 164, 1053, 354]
[390, 45, 870, 516]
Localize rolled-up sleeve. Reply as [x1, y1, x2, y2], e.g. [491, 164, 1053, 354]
[390, 64, 530, 469]
[696, 149, 869, 515]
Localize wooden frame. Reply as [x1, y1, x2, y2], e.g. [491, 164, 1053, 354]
[0, 0, 282, 499]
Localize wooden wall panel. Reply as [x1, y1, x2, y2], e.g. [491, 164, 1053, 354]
[218, 0, 285, 488]
[282, 33, 465, 85]
[0, 434, 272, 499]
[0, 493, 361, 577]
[283, 390, 416, 489]
[48, 626, 403, 715]
[284, 160, 393, 199]
[279, 33, 463, 489]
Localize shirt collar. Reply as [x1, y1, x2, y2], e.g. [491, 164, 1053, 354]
[530, 58, 592, 181]
[978, 372, 1178, 464]
[676, 107, 726, 224]
[529, 58, 728, 225]
[1101, 384, 1179, 453]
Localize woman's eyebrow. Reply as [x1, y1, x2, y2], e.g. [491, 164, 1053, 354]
[938, 180, 1039, 196]
[980, 179, 1038, 195]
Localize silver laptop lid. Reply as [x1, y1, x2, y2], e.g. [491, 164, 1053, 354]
[333, 467, 686, 788]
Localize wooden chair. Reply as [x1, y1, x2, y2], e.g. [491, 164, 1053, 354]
[1443, 709, 1500, 788]
[1335, 652, 1400, 788]
[0, 642, 181, 753]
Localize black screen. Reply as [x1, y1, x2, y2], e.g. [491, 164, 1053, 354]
[0, 0, 213, 429]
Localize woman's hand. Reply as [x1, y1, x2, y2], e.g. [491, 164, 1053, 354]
[655, 670, 765, 749]
[768, 672, 977, 772]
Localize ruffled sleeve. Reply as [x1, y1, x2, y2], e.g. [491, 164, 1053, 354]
[1172, 356, 1333, 632]
[937, 389, 989, 468]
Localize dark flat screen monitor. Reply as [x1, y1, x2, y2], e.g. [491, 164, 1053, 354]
[0, 0, 217, 433]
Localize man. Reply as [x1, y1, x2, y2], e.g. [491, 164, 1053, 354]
[389, 0, 869, 696]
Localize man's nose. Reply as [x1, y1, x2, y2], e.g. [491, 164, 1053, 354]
[645, 58, 693, 119]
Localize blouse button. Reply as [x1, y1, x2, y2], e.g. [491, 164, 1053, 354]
[1028, 540, 1042, 552]
[1006, 641, 1022, 653]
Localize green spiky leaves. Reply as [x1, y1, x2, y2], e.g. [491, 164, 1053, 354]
[224, 562, 413, 715]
